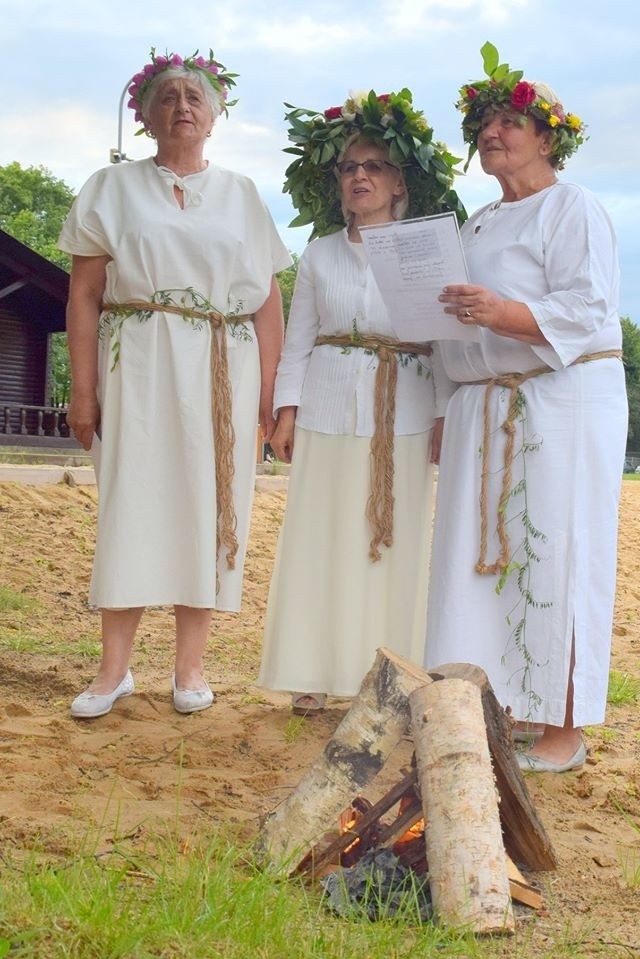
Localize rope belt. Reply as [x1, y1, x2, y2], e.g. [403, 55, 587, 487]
[315, 333, 433, 562]
[464, 349, 623, 576]
[102, 300, 252, 571]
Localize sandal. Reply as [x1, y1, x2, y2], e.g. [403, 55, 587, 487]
[291, 692, 326, 716]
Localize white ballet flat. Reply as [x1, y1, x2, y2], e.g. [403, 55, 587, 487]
[517, 741, 587, 773]
[71, 670, 135, 719]
[172, 676, 215, 714]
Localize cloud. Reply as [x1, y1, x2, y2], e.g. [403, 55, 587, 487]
[249, 16, 357, 53]
[0, 102, 113, 191]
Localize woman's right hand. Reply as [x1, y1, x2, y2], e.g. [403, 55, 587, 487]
[270, 406, 297, 463]
[67, 391, 100, 451]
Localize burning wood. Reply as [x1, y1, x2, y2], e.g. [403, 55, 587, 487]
[257, 648, 554, 935]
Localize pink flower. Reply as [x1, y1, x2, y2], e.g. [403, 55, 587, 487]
[170, 53, 183, 66]
[127, 97, 137, 109]
[511, 81, 537, 111]
[155, 56, 168, 67]
[324, 106, 342, 119]
[194, 56, 207, 67]
[207, 64, 219, 74]
[143, 63, 156, 77]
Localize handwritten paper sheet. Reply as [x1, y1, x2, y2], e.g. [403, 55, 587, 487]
[359, 212, 480, 342]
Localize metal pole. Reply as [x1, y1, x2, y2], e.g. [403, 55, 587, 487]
[110, 78, 134, 163]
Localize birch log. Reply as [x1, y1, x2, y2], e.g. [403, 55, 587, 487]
[410, 678, 515, 935]
[428, 662, 556, 872]
[256, 647, 432, 872]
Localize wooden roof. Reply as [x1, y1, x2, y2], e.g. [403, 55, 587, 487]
[0, 229, 69, 333]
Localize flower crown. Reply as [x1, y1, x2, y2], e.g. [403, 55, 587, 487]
[283, 88, 466, 240]
[457, 42, 586, 170]
[127, 48, 238, 128]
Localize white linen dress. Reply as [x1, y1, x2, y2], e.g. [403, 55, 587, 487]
[424, 182, 628, 727]
[58, 158, 291, 611]
[258, 229, 454, 697]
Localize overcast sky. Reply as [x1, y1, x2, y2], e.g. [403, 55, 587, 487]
[2, 0, 637, 319]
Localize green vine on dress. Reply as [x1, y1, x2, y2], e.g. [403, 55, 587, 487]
[337, 314, 432, 377]
[494, 388, 551, 718]
[99, 288, 253, 371]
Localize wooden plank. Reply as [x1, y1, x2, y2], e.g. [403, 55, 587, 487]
[507, 856, 544, 909]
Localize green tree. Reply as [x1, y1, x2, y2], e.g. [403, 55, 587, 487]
[0, 162, 74, 269]
[276, 252, 299, 324]
[621, 315, 640, 450]
[0, 163, 76, 405]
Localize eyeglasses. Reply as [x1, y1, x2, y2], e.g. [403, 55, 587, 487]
[336, 159, 399, 176]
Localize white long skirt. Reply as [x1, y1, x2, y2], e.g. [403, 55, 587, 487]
[89, 315, 259, 611]
[258, 426, 435, 697]
[425, 358, 627, 727]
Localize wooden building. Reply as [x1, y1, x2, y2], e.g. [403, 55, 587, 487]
[0, 229, 76, 447]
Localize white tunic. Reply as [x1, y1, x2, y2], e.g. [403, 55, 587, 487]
[273, 229, 454, 428]
[59, 158, 291, 610]
[259, 230, 453, 697]
[425, 182, 628, 726]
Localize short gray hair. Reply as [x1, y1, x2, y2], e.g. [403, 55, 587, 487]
[140, 66, 224, 124]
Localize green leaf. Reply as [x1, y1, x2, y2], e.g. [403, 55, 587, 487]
[481, 41, 499, 77]
[319, 141, 336, 163]
[288, 210, 315, 227]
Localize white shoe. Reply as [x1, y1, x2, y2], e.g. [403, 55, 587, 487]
[517, 740, 587, 773]
[71, 671, 135, 719]
[172, 676, 215, 714]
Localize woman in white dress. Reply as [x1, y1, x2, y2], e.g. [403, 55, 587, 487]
[59, 50, 291, 718]
[258, 90, 465, 713]
[425, 43, 628, 771]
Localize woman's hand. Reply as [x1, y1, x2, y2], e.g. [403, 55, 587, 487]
[66, 254, 109, 450]
[270, 406, 296, 463]
[67, 391, 100, 451]
[439, 283, 548, 344]
[439, 283, 505, 330]
[430, 417, 444, 465]
[259, 386, 277, 444]
[254, 276, 285, 444]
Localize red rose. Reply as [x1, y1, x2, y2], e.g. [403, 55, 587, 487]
[510, 81, 537, 111]
[377, 94, 390, 102]
[324, 106, 342, 119]
[466, 86, 478, 99]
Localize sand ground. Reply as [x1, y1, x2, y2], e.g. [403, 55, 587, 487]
[0, 479, 639, 954]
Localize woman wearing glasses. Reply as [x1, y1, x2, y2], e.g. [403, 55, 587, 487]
[257, 90, 465, 713]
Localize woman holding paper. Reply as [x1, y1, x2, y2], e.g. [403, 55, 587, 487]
[258, 89, 465, 713]
[425, 44, 627, 771]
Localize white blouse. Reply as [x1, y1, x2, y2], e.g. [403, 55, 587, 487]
[274, 228, 454, 436]
[439, 182, 622, 382]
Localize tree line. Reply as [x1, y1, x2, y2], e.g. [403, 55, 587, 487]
[1, 161, 639, 451]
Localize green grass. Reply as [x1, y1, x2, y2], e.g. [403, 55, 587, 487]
[0, 825, 619, 959]
[0, 628, 101, 658]
[613, 803, 640, 890]
[607, 670, 640, 706]
[282, 715, 309, 743]
[0, 830, 484, 959]
[0, 586, 37, 614]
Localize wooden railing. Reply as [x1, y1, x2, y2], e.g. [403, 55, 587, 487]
[0, 404, 80, 447]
